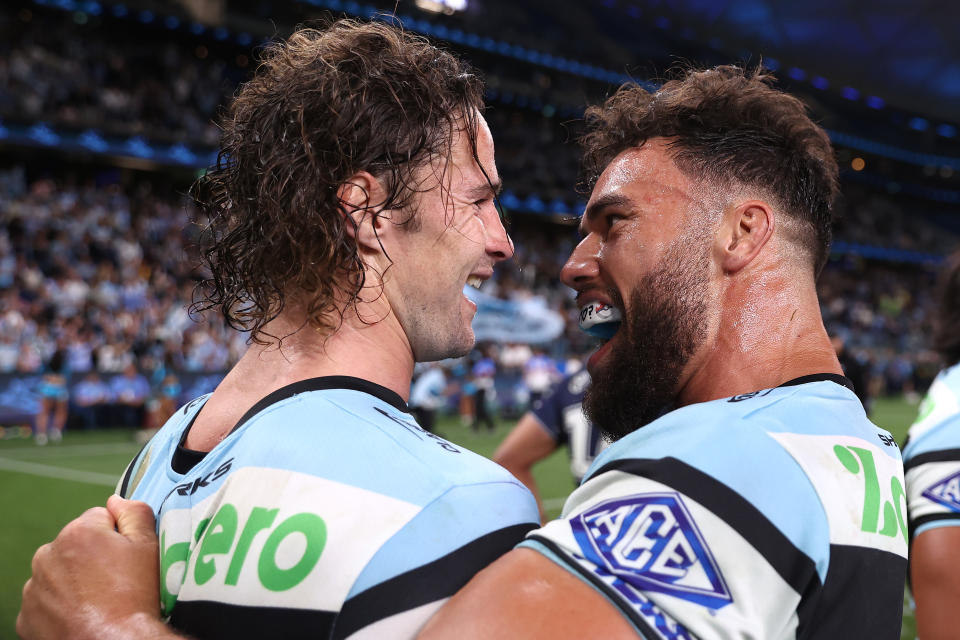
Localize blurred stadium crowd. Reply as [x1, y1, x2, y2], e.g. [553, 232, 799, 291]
[1, 165, 950, 429]
[1, 1, 958, 434]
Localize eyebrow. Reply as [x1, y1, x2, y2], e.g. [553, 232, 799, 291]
[579, 193, 632, 233]
[466, 180, 503, 200]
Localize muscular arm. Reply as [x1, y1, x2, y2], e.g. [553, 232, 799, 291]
[18, 496, 182, 640]
[418, 548, 637, 639]
[492, 413, 558, 522]
[911, 527, 960, 640]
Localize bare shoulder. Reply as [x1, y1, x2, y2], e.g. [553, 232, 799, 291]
[912, 527, 960, 640]
[418, 548, 638, 639]
[912, 526, 960, 582]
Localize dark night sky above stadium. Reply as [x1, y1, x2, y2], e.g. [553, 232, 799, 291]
[643, 0, 960, 122]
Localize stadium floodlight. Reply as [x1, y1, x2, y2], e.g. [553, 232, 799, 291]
[842, 86, 861, 101]
[415, 0, 467, 15]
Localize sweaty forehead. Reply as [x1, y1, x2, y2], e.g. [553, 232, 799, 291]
[590, 142, 698, 207]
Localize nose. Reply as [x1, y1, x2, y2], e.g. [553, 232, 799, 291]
[484, 206, 514, 262]
[561, 234, 600, 289]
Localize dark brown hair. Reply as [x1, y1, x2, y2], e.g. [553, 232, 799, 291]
[191, 20, 485, 342]
[580, 65, 839, 273]
[934, 251, 960, 366]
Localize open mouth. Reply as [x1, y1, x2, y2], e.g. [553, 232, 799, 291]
[579, 301, 623, 341]
[463, 273, 490, 313]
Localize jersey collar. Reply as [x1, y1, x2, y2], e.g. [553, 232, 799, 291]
[172, 376, 410, 474]
[777, 372, 855, 393]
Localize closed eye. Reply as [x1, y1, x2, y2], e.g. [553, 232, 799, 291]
[606, 213, 626, 228]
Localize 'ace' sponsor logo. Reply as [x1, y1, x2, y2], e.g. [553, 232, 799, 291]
[571, 492, 732, 610]
[923, 471, 960, 513]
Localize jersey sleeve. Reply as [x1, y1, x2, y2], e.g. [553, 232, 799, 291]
[115, 441, 149, 497]
[904, 414, 960, 540]
[333, 480, 538, 639]
[518, 458, 820, 640]
[531, 384, 567, 445]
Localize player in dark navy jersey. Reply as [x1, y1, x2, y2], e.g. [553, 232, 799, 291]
[903, 251, 960, 640]
[495, 368, 605, 520]
[422, 66, 907, 639]
[18, 20, 537, 640]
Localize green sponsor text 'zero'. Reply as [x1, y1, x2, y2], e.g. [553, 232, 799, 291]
[160, 504, 327, 615]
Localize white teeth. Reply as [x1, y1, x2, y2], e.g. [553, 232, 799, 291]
[467, 276, 484, 289]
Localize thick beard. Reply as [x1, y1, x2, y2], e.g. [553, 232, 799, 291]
[584, 246, 709, 441]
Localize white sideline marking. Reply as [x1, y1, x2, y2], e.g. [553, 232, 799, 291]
[0, 442, 140, 459]
[0, 455, 119, 486]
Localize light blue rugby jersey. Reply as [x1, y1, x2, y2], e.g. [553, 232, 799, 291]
[903, 363, 960, 540]
[520, 374, 908, 640]
[117, 376, 538, 640]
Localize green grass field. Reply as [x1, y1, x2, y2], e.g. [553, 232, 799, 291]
[0, 396, 921, 638]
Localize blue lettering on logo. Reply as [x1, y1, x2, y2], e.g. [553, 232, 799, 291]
[922, 471, 960, 512]
[571, 493, 732, 610]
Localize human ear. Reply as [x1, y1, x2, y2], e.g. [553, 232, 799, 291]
[717, 200, 774, 273]
[338, 171, 391, 253]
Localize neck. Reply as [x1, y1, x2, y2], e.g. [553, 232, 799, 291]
[185, 299, 415, 452]
[678, 265, 842, 406]
[227, 298, 416, 402]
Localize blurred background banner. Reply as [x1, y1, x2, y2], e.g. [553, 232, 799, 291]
[465, 286, 566, 344]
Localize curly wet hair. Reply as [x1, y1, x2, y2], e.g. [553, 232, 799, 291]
[191, 19, 485, 342]
[580, 65, 839, 274]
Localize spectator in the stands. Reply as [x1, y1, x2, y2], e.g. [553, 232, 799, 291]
[409, 364, 449, 434]
[34, 348, 68, 445]
[71, 370, 110, 430]
[523, 347, 558, 408]
[471, 348, 498, 432]
[108, 362, 149, 428]
[145, 372, 181, 430]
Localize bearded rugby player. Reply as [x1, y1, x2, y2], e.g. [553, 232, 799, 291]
[18, 20, 539, 640]
[422, 66, 908, 639]
[903, 252, 960, 640]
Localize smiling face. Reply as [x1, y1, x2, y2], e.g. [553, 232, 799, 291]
[381, 113, 513, 362]
[561, 139, 716, 438]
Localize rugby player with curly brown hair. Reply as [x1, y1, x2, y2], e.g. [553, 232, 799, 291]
[18, 20, 537, 640]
